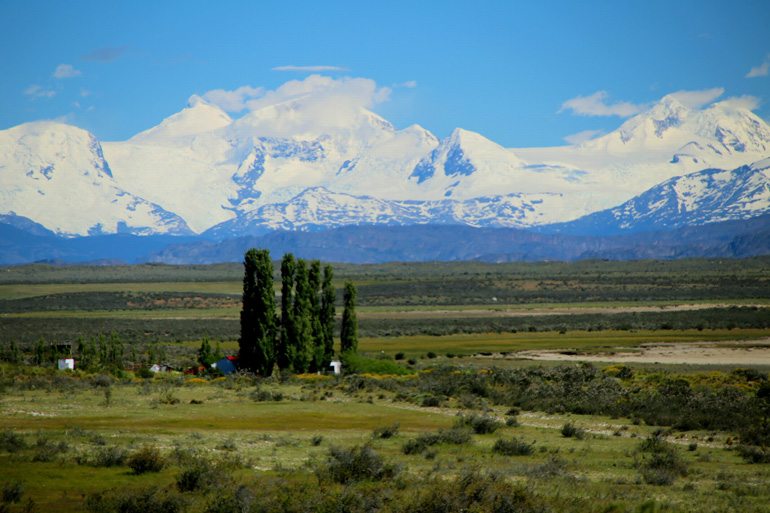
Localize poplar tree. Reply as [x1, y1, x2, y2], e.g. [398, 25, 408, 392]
[308, 259, 324, 372]
[239, 248, 277, 376]
[289, 259, 313, 373]
[278, 253, 296, 371]
[340, 281, 359, 354]
[320, 264, 336, 368]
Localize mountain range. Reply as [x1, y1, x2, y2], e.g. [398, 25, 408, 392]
[1, 89, 769, 265]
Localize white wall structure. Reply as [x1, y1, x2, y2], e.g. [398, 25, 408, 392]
[58, 358, 75, 371]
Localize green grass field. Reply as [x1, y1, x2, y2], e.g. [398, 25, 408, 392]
[1, 258, 770, 512]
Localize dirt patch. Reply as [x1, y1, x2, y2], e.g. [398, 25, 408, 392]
[516, 338, 770, 365]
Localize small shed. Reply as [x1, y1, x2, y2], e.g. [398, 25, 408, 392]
[58, 358, 75, 371]
[212, 356, 238, 375]
[329, 360, 342, 375]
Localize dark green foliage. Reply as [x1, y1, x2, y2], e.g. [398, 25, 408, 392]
[455, 414, 500, 435]
[288, 259, 313, 373]
[319, 263, 336, 370]
[635, 431, 688, 486]
[340, 281, 359, 354]
[0, 430, 27, 453]
[127, 446, 165, 474]
[84, 487, 184, 513]
[197, 336, 215, 367]
[92, 446, 127, 467]
[308, 259, 324, 372]
[1, 481, 24, 504]
[560, 422, 587, 439]
[492, 437, 535, 456]
[373, 423, 400, 439]
[319, 445, 398, 484]
[408, 469, 543, 513]
[278, 253, 295, 371]
[239, 248, 277, 376]
[176, 458, 228, 493]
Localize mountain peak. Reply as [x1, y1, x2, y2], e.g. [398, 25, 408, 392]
[129, 97, 233, 143]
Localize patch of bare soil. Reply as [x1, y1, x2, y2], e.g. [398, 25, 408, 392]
[516, 338, 770, 365]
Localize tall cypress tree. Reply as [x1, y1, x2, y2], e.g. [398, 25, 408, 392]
[340, 281, 359, 354]
[289, 259, 313, 373]
[320, 264, 336, 368]
[308, 259, 324, 372]
[239, 248, 277, 376]
[278, 253, 296, 371]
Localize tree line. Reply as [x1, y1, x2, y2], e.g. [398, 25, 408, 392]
[238, 249, 358, 376]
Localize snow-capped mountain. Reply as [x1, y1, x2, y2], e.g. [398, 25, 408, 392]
[2, 90, 769, 239]
[514, 95, 770, 210]
[203, 186, 565, 239]
[544, 158, 770, 235]
[0, 122, 192, 236]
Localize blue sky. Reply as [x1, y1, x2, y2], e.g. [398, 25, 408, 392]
[1, 0, 768, 147]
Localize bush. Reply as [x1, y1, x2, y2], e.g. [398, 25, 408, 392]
[250, 389, 283, 402]
[319, 445, 398, 484]
[737, 445, 770, 464]
[421, 395, 442, 407]
[372, 423, 400, 439]
[2, 480, 24, 504]
[127, 446, 165, 474]
[455, 414, 500, 435]
[635, 433, 687, 486]
[505, 417, 520, 427]
[409, 469, 543, 513]
[0, 430, 26, 453]
[493, 437, 535, 456]
[84, 487, 184, 513]
[93, 446, 127, 467]
[560, 422, 587, 440]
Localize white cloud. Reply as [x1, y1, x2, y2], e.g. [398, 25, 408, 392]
[201, 85, 264, 112]
[746, 56, 770, 78]
[394, 80, 417, 88]
[80, 88, 92, 97]
[559, 91, 641, 117]
[53, 64, 81, 79]
[24, 84, 56, 99]
[563, 129, 603, 145]
[272, 65, 350, 72]
[713, 95, 761, 111]
[243, 75, 390, 112]
[666, 88, 724, 108]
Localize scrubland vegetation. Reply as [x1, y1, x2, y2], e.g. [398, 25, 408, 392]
[0, 257, 769, 512]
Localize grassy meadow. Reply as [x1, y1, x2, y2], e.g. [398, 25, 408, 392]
[1, 257, 770, 512]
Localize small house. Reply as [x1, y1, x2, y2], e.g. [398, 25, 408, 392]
[329, 360, 342, 375]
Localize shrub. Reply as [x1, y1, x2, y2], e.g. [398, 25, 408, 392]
[493, 437, 535, 456]
[560, 422, 587, 440]
[2, 480, 24, 504]
[93, 446, 127, 467]
[84, 487, 184, 513]
[311, 435, 324, 446]
[176, 459, 227, 493]
[127, 446, 165, 474]
[409, 469, 543, 513]
[319, 445, 398, 484]
[635, 433, 687, 486]
[737, 445, 770, 464]
[0, 430, 26, 453]
[455, 414, 500, 435]
[505, 417, 520, 427]
[372, 423, 400, 439]
[250, 389, 283, 402]
[421, 395, 442, 407]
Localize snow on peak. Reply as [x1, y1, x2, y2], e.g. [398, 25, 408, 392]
[129, 97, 233, 143]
